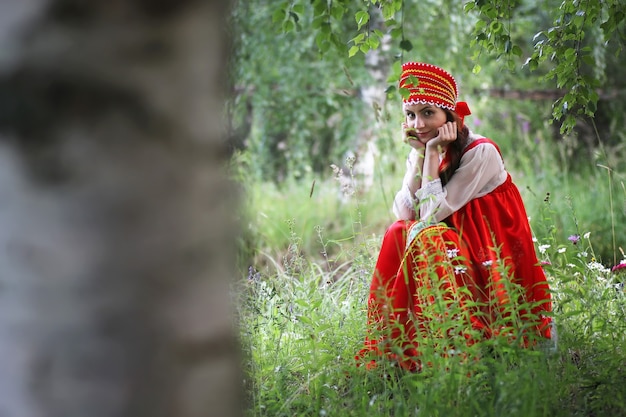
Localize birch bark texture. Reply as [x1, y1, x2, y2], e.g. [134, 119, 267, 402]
[0, 1, 240, 416]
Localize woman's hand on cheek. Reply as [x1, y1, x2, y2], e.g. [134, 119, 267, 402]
[427, 121, 457, 150]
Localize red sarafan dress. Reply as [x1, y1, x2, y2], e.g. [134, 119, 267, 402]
[356, 136, 553, 371]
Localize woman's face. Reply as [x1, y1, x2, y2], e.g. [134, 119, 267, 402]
[403, 103, 448, 143]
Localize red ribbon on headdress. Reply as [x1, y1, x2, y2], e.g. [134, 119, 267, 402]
[455, 101, 471, 128]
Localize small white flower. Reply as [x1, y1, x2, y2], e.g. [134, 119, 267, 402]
[447, 248, 460, 259]
[558, 247, 567, 254]
[482, 260, 493, 267]
[587, 262, 609, 273]
[454, 266, 467, 274]
[538, 244, 551, 254]
[583, 232, 591, 239]
[532, 236, 538, 242]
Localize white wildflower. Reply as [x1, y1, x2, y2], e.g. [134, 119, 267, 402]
[583, 232, 591, 239]
[587, 262, 609, 273]
[558, 247, 567, 254]
[447, 248, 460, 259]
[454, 266, 468, 274]
[538, 244, 551, 254]
[482, 260, 493, 267]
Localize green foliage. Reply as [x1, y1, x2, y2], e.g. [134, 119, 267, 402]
[239, 187, 626, 416]
[229, 1, 372, 182]
[230, 0, 626, 186]
[287, 0, 626, 133]
[465, 0, 524, 73]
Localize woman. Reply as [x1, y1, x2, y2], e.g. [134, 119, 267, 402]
[356, 62, 553, 371]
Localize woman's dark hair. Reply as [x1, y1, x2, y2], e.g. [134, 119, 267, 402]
[439, 110, 470, 186]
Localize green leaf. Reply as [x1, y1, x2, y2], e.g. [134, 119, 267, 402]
[313, 0, 326, 15]
[355, 10, 370, 30]
[330, 33, 344, 49]
[381, 4, 396, 20]
[351, 33, 365, 44]
[330, 4, 345, 20]
[405, 75, 419, 86]
[312, 15, 325, 29]
[560, 114, 576, 134]
[472, 64, 482, 74]
[400, 39, 413, 51]
[348, 45, 360, 57]
[368, 35, 380, 50]
[390, 27, 403, 38]
[483, 5, 498, 19]
[282, 19, 295, 33]
[272, 8, 286, 23]
[582, 54, 595, 65]
[490, 20, 503, 34]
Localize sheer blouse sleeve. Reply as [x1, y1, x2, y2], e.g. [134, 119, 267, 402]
[416, 141, 507, 223]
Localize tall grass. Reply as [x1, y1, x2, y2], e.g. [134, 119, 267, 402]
[238, 221, 626, 416]
[235, 102, 626, 416]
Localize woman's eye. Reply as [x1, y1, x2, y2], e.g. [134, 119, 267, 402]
[406, 112, 415, 119]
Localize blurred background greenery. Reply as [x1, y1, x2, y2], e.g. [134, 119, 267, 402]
[228, 0, 625, 272]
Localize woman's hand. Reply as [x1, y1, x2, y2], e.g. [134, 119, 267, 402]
[426, 121, 457, 151]
[402, 122, 426, 151]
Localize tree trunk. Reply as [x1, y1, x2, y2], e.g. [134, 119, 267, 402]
[0, 1, 240, 417]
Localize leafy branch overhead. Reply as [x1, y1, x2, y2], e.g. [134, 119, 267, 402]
[274, 0, 626, 133]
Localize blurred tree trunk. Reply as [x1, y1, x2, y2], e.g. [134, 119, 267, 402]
[0, 1, 240, 417]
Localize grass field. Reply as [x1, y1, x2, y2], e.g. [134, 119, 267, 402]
[235, 106, 626, 416]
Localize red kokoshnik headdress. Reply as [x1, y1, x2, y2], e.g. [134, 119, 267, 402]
[399, 62, 471, 126]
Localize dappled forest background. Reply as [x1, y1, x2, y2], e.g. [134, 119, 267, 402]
[229, 0, 625, 269]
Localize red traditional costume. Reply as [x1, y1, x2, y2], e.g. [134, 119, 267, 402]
[356, 62, 553, 371]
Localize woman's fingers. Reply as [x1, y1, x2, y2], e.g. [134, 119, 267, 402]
[438, 121, 457, 141]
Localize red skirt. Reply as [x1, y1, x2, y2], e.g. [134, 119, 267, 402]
[356, 175, 552, 370]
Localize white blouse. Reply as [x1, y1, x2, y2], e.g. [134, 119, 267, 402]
[392, 132, 508, 222]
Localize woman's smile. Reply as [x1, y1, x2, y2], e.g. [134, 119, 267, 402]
[416, 131, 432, 140]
